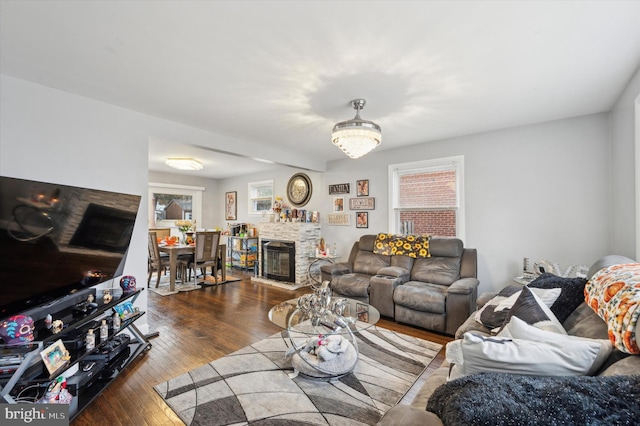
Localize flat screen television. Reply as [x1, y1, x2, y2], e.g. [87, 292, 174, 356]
[0, 176, 141, 321]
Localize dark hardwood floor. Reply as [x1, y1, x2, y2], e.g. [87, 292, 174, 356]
[72, 270, 452, 426]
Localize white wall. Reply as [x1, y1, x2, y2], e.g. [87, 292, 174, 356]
[609, 65, 640, 259]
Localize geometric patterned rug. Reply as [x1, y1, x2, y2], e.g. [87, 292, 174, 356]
[154, 326, 442, 425]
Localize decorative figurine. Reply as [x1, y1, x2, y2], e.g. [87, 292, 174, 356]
[102, 289, 113, 303]
[119, 275, 137, 294]
[51, 319, 64, 334]
[0, 315, 35, 344]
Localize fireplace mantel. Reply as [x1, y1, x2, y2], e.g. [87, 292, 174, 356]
[252, 222, 321, 288]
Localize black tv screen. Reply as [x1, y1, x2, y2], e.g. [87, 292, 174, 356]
[0, 176, 141, 320]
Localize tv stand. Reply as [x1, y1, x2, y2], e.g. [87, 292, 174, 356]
[21, 287, 96, 323]
[0, 289, 151, 420]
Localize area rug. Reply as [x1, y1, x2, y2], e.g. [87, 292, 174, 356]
[148, 274, 242, 296]
[154, 326, 442, 425]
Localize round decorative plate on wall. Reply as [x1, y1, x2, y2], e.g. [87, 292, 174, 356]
[287, 173, 313, 207]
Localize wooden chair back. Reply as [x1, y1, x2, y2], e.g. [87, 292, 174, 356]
[194, 231, 221, 264]
[148, 231, 161, 265]
[148, 231, 168, 287]
[149, 228, 171, 240]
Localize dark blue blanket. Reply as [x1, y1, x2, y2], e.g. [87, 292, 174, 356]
[427, 373, 640, 426]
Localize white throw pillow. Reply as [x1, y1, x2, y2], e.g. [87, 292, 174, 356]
[499, 316, 612, 371]
[446, 331, 612, 381]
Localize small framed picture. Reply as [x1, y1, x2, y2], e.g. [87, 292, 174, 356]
[356, 212, 368, 228]
[40, 339, 70, 375]
[225, 191, 237, 221]
[356, 179, 369, 197]
[333, 197, 345, 212]
[356, 302, 369, 322]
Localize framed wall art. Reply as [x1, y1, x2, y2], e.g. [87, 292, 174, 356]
[349, 197, 375, 210]
[327, 213, 350, 226]
[356, 212, 368, 228]
[287, 173, 313, 207]
[356, 179, 369, 197]
[333, 196, 345, 212]
[328, 183, 350, 195]
[225, 191, 237, 221]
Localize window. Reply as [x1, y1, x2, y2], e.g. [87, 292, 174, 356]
[389, 156, 464, 239]
[149, 183, 203, 228]
[248, 180, 273, 215]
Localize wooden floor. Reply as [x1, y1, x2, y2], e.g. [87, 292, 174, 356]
[72, 270, 452, 426]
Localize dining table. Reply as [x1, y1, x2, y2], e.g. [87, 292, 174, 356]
[157, 243, 226, 291]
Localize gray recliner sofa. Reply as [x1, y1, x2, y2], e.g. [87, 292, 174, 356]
[321, 234, 479, 335]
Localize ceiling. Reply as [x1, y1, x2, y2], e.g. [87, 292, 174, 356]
[2, 1, 640, 179]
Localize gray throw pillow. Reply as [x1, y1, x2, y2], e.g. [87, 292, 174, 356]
[528, 273, 587, 323]
[500, 286, 566, 334]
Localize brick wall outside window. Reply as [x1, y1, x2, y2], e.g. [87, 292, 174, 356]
[397, 169, 457, 236]
[399, 210, 456, 237]
[398, 170, 456, 208]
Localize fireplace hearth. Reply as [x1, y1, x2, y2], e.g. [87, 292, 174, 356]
[262, 240, 295, 282]
[252, 222, 322, 289]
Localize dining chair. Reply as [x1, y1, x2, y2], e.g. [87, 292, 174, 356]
[184, 231, 222, 286]
[148, 231, 170, 287]
[149, 227, 171, 240]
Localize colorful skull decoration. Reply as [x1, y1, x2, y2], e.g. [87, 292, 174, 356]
[119, 275, 137, 294]
[0, 315, 35, 344]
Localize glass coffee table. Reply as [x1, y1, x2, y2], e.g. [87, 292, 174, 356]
[268, 295, 380, 379]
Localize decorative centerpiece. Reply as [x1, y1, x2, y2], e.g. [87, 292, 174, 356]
[176, 220, 195, 243]
[286, 282, 357, 378]
[297, 282, 346, 327]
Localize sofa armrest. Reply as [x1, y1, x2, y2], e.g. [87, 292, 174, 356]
[320, 262, 352, 281]
[447, 277, 479, 295]
[377, 266, 410, 283]
[445, 278, 480, 335]
[377, 406, 443, 426]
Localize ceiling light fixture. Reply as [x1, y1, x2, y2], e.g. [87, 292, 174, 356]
[331, 99, 381, 159]
[165, 158, 203, 170]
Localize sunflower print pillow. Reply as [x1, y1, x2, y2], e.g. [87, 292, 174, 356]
[373, 233, 430, 258]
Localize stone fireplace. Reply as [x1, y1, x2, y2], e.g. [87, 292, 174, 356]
[251, 222, 321, 289]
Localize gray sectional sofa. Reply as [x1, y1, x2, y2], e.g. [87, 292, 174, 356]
[378, 255, 640, 426]
[321, 235, 479, 335]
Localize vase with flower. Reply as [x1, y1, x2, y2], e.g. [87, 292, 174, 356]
[176, 220, 194, 244]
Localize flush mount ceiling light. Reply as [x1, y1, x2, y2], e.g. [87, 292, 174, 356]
[165, 158, 203, 170]
[331, 99, 382, 159]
